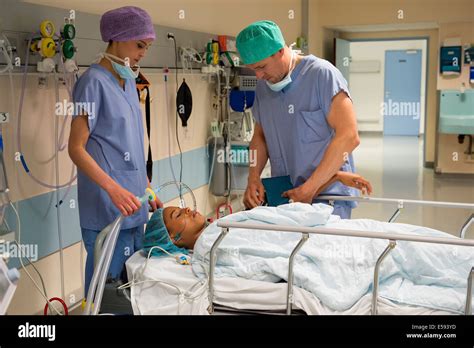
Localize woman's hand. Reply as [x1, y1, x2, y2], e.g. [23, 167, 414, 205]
[107, 184, 142, 216]
[147, 180, 163, 211]
[148, 195, 164, 212]
[337, 172, 373, 195]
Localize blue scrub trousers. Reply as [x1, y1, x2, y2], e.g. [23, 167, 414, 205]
[82, 225, 144, 296]
[314, 200, 352, 219]
[332, 203, 352, 219]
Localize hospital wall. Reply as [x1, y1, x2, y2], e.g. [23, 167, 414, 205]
[349, 40, 427, 134]
[308, 0, 474, 168]
[340, 28, 438, 167]
[341, 24, 474, 175]
[0, 71, 84, 314]
[24, 0, 304, 48]
[1, 69, 235, 314]
[435, 22, 474, 174]
[1, 0, 303, 314]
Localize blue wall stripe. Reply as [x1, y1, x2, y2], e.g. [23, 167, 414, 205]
[151, 146, 211, 202]
[5, 146, 211, 268]
[5, 186, 81, 269]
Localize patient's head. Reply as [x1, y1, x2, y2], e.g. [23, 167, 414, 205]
[163, 207, 206, 247]
[143, 206, 207, 257]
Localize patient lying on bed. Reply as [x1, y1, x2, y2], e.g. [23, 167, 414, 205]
[142, 174, 473, 314]
[144, 171, 372, 253]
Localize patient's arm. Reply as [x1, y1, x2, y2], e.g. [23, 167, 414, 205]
[314, 174, 338, 196]
[314, 172, 373, 197]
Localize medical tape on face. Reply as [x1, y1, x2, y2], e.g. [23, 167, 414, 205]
[173, 218, 187, 243]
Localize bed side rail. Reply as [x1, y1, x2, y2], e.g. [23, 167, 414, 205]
[208, 221, 474, 316]
[318, 195, 474, 238]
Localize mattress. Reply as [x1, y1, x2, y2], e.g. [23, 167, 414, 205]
[125, 251, 454, 315]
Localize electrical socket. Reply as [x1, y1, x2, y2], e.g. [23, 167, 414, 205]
[167, 32, 175, 40]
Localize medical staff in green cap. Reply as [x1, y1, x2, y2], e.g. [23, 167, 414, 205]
[237, 20, 361, 218]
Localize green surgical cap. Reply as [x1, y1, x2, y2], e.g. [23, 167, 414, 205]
[143, 208, 188, 257]
[236, 20, 285, 65]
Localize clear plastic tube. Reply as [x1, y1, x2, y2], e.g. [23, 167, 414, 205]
[16, 35, 77, 189]
[91, 218, 122, 315]
[53, 70, 65, 302]
[203, 136, 218, 215]
[84, 215, 123, 315]
[0, 34, 13, 74]
[163, 74, 180, 193]
[84, 181, 196, 315]
[154, 180, 197, 211]
[56, 37, 77, 152]
[202, 69, 222, 215]
[14, 33, 77, 310]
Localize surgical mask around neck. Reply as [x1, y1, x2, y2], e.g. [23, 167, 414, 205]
[266, 51, 295, 92]
[100, 52, 140, 79]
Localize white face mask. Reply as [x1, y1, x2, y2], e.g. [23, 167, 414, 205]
[266, 51, 295, 92]
[98, 52, 140, 79]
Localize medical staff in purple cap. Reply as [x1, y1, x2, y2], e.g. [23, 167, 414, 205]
[68, 6, 162, 297]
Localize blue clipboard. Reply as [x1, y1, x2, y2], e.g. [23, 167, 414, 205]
[262, 175, 294, 207]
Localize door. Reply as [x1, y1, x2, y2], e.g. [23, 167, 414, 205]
[335, 38, 351, 86]
[383, 50, 422, 136]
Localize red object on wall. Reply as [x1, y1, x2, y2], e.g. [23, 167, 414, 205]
[44, 297, 68, 315]
[218, 35, 227, 52]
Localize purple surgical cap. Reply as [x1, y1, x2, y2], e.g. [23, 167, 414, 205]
[100, 6, 156, 42]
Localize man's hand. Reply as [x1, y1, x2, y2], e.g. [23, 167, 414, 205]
[282, 181, 318, 204]
[243, 177, 265, 209]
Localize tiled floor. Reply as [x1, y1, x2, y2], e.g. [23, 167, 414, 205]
[352, 133, 474, 237]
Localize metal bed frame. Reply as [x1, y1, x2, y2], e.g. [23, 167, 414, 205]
[208, 197, 474, 316]
[318, 195, 474, 239]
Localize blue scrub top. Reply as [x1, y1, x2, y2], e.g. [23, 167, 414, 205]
[251, 55, 358, 206]
[72, 64, 148, 230]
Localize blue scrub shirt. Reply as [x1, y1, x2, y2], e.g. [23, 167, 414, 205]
[251, 55, 358, 212]
[72, 64, 148, 230]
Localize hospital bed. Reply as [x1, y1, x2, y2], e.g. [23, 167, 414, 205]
[124, 196, 474, 316]
[126, 250, 463, 316]
[317, 195, 474, 239]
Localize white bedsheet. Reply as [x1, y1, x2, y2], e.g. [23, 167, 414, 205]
[192, 203, 474, 314]
[125, 251, 453, 315]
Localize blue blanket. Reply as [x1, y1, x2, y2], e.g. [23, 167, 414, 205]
[192, 203, 473, 313]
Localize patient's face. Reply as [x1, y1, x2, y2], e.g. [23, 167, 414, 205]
[163, 207, 206, 249]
